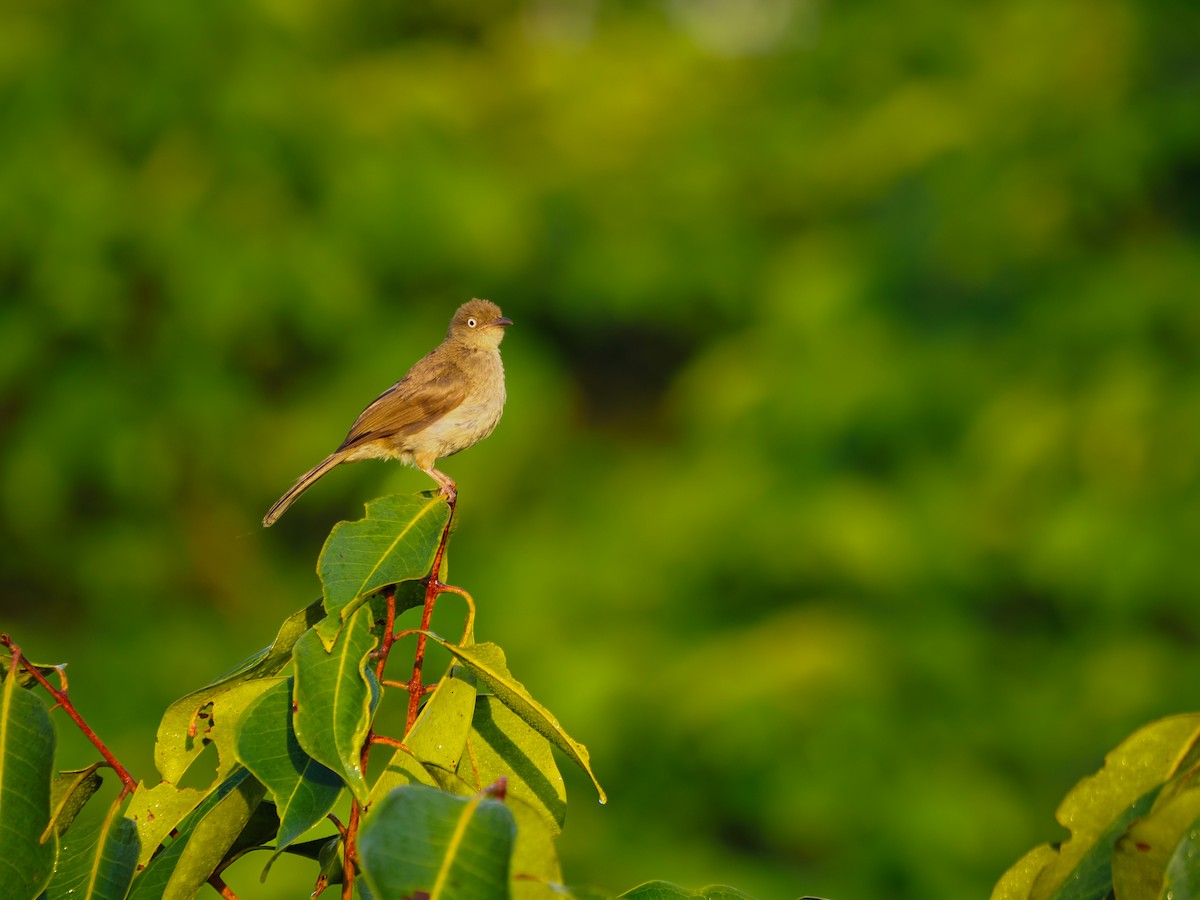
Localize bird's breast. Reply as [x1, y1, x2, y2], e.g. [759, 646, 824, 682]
[411, 351, 506, 460]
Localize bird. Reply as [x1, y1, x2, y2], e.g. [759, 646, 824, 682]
[263, 299, 512, 527]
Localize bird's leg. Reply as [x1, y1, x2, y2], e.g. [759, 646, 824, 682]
[422, 466, 458, 504]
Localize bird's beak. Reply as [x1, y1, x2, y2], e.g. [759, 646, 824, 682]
[492, 316, 514, 328]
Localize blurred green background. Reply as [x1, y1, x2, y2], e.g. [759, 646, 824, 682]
[3, 0, 1200, 897]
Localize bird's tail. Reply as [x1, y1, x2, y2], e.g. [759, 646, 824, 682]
[262, 453, 344, 527]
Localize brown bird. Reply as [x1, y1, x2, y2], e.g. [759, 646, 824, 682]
[263, 299, 512, 527]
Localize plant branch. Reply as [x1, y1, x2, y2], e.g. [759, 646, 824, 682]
[0, 633, 138, 796]
[207, 873, 239, 899]
[370, 733, 410, 751]
[340, 493, 459, 899]
[405, 495, 457, 732]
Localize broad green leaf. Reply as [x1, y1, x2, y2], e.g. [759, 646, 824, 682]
[369, 745, 440, 804]
[220, 799, 282, 870]
[990, 844, 1058, 900]
[1163, 817, 1200, 899]
[1113, 786, 1200, 900]
[505, 795, 563, 900]
[44, 795, 139, 900]
[316, 492, 450, 647]
[125, 781, 205, 868]
[1028, 714, 1200, 900]
[358, 784, 516, 900]
[154, 599, 323, 783]
[407, 664, 479, 769]
[234, 678, 342, 866]
[619, 884, 757, 899]
[423, 637, 606, 804]
[47, 764, 105, 839]
[126, 768, 265, 900]
[0, 667, 57, 898]
[293, 605, 380, 803]
[369, 663, 477, 805]
[461, 696, 566, 835]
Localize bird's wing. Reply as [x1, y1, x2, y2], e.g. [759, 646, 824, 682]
[337, 351, 469, 452]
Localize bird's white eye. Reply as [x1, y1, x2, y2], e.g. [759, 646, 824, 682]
[467, 317, 477, 328]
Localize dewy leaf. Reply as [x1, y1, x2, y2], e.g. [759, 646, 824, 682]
[1027, 713, 1200, 900]
[461, 696, 566, 835]
[47, 764, 105, 839]
[294, 604, 380, 803]
[369, 746, 440, 805]
[0, 665, 58, 899]
[990, 844, 1058, 900]
[125, 781, 206, 868]
[316, 492, 450, 647]
[369, 664, 478, 806]
[618, 884, 758, 899]
[154, 599, 324, 783]
[126, 768, 265, 900]
[1113, 785, 1200, 900]
[407, 664, 479, 771]
[44, 795, 140, 900]
[358, 784, 516, 900]
[424, 637, 606, 804]
[235, 677, 342, 866]
[505, 795, 563, 900]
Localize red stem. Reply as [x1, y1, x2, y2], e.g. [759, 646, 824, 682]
[341, 495, 457, 899]
[207, 873, 239, 899]
[1, 634, 138, 796]
[406, 497, 457, 732]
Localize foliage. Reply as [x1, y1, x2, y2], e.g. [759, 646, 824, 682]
[2, 492, 679, 899]
[2, 1, 1199, 898]
[993, 715, 1200, 900]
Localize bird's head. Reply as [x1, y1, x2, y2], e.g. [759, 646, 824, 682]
[448, 299, 512, 349]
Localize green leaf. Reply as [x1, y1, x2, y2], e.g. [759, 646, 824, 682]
[234, 677, 343, 867]
[154, 599, 324, 784]
[0, 666, 57, 898]
[1025, 714, 1200, 900]
[316, 492, 450, 647]
[618, 884, 758, 899]
[461, 696, 566, 835]
[358, 784, 516, 900]
[125, 781, 205, 868]
[126, 768, 265, 900]
[504, 795, 563, 900]
[44, 795, 139, 900]
[370, 664, 477, 805]
[369, 745, 440, 804]
[408, 664, 479, 770]
[1163, 819, 1200, 899]
[990, 845, 1058, 900]
[1113, 786, 1200, 900]
[47, 764, 105, 839]
[293, 604, 380, 803]
[423, 637, 606, 804]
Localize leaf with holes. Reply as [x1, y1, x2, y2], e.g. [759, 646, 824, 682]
[154, 599, 324, 783]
